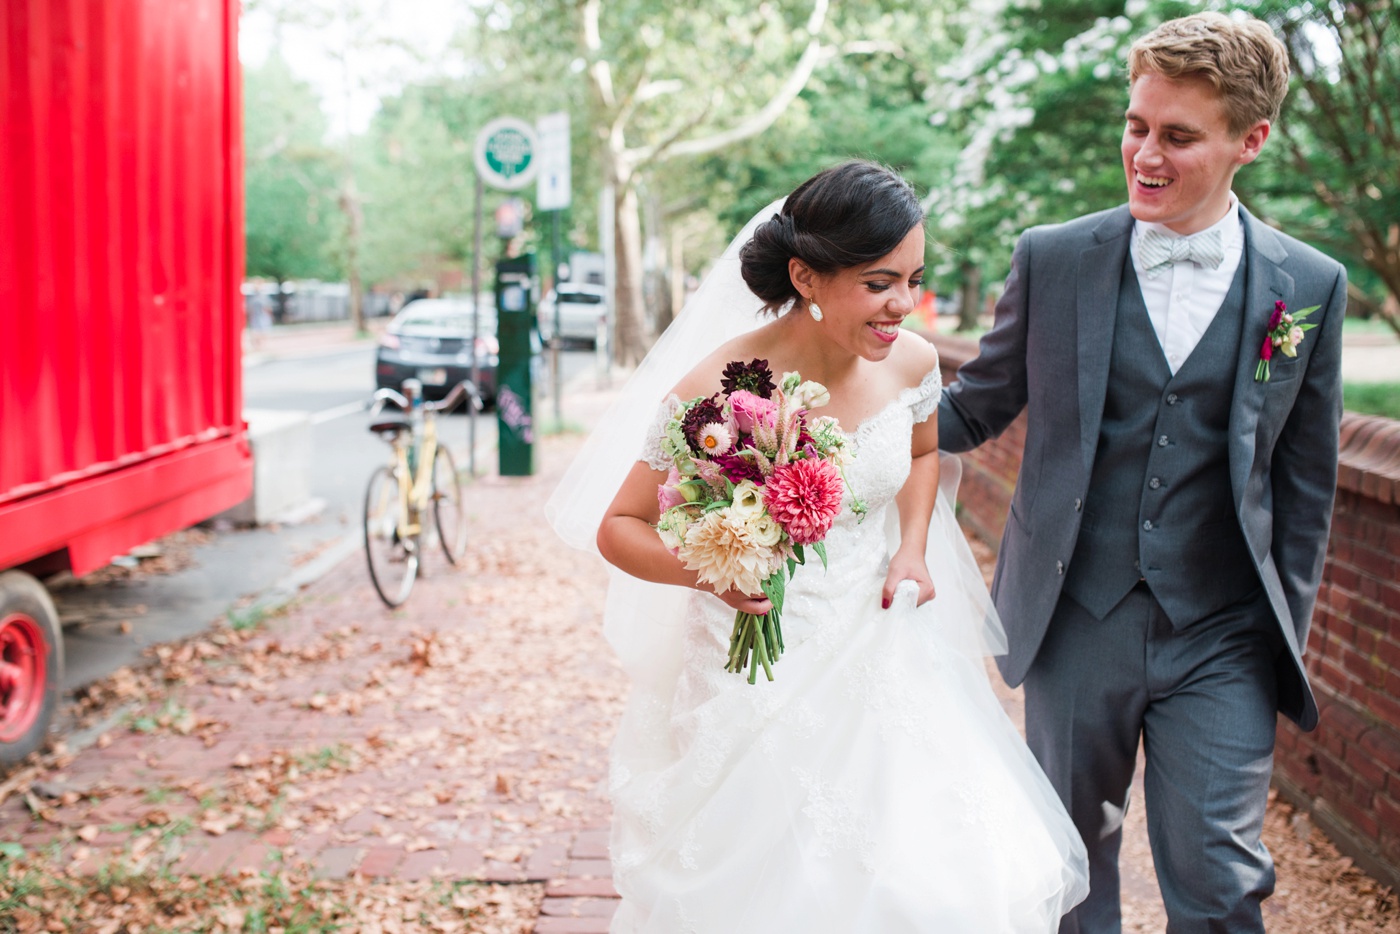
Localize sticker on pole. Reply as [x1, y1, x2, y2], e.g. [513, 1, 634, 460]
[475, 117, 538, 190]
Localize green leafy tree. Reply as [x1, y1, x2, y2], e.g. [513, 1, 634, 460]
[1254, 0, 1400, 333]
[927, 0, 1398, 330]
[243, 52, 341, 304]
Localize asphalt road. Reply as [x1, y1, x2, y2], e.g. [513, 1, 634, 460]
[51, 343, 596, 705]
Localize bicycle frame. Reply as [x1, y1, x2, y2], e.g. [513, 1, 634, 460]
[370, 380, 481, 548]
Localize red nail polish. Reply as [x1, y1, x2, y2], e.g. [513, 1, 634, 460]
[881, 598, 889, 609]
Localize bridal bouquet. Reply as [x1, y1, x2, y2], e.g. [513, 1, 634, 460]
[654, 359, 859, 683]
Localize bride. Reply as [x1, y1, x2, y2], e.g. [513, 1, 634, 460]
[547, 161, 1088, 932]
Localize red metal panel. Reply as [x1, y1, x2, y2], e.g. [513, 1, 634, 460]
[0, 1, 249, 539]
[0, 436, 252, 575]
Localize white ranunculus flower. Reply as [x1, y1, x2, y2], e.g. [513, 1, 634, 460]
[746, 512, 784, 547]
[657, 522, 683, 552]
[730, 479, 765, 518]
[792, 380, 830, 410]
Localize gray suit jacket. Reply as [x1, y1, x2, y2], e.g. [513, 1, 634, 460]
[938, 205, 1346, 730]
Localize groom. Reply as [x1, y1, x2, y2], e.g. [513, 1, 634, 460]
[938, 12, 1346, 933]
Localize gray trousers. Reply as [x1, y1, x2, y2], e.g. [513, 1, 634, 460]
[1024, 584, 1281, 934]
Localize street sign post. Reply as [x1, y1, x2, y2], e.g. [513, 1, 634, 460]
[536, 112, 571, 212]
[474, 117, 538, 191]
[536, 112, 572, 425]
[471, 116, 539, 466]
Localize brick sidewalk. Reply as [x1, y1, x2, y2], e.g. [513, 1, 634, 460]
[1, 377, 628, 931]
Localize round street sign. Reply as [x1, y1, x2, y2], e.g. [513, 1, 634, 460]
[475, 117, 538, 190]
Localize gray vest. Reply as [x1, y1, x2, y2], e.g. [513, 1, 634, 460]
[1062, 256, 1257, 627]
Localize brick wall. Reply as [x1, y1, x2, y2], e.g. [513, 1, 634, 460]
[931, 332, 1400, 890]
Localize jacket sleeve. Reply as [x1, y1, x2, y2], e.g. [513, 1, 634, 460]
[937, 231, 1033, 453]
[1270, 263, 1347, 652]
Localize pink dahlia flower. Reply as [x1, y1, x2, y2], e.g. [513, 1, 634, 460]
[729, 390, 778, 434]
[763, 458, 844, 545]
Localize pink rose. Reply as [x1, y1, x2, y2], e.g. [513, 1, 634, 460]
[658, 467, 686, 513]
[763, 458, 844, 545]
[729, 390, 777, 434]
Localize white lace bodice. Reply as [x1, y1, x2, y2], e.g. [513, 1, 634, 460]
[640, 364, 941, 589]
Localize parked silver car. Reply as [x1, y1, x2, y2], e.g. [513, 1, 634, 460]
[537, 282, 608, 348]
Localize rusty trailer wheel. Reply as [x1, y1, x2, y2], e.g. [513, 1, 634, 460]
[0, 570, 62, 764]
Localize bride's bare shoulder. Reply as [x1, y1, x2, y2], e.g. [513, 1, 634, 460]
[891, 329, 940, 387]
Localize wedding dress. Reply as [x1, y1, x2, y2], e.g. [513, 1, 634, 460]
[606, 363, 1090, 933]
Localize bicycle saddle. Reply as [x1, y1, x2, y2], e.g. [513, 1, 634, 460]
[368, 417, 411, 435]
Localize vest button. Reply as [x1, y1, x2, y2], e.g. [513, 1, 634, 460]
[1074, 498, 1082, 511]
[1167, 393, 1180, 405]
[1143, 520, 1154, 531]
[1157, 435, 1169, 447]
[1149, 477, 1162, 490]
[1056, 560, 1064, 575]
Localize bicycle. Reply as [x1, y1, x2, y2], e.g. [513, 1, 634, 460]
[364, 378, 482, 607]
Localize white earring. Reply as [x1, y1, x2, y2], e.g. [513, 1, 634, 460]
[808, 301, 823, 322]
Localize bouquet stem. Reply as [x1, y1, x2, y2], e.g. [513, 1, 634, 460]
[725, 610, 783, 683]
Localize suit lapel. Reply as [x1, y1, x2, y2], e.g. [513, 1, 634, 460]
[1077, 208, 1134, 475]
[1228, 208, 1294, 510]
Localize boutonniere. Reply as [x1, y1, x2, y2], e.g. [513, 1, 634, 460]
[1255, 300, 1319, 382]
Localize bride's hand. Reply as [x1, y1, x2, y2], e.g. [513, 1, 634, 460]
[881, 550, 936, 609]
[706, 584, 773, 616]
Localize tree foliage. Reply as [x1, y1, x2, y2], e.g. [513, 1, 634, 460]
[926, 0, 1399, 326]
[242, 53, 341, 285]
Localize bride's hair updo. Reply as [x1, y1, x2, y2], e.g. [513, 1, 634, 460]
[739, 161, 923, 315]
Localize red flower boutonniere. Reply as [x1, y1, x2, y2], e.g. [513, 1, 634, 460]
[1255, 300, 1319, 382]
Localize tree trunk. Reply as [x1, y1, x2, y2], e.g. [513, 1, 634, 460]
[612, 184, 647, 366]
[339, 174, 365, 334]
[958, 260, 981, 333]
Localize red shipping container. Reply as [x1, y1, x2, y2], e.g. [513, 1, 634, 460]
[0, 0, 252, 577]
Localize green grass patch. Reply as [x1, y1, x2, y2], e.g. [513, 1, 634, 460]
[1344, 382, 1400, 420]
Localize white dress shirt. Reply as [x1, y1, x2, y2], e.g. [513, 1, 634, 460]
[1129, 195, 1245, 375]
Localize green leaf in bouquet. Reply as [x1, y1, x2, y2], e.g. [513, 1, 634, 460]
[812, 541, 828, 570]
[762, 569, 786, 616]
[792, 543, 806, 566]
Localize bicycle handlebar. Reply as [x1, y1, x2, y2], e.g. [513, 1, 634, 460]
[426, 380, 484, 415]
[369, 381, 482, 418]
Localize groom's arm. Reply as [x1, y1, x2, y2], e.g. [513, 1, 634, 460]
[937, 232, 1033, 453]
[1270, 263, 1347, 651]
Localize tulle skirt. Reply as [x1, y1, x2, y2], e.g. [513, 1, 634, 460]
[607, 572, 1090, 933]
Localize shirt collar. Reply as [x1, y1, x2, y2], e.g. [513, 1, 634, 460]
[1133, 192, 1241, 252]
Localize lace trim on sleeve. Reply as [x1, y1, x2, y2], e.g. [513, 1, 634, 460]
[906, 363, 943, 425]
[640, 394, 682, 471]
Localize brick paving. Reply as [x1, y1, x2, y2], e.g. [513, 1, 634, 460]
[2, 375, 626, 930]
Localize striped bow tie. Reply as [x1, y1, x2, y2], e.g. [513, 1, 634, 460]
[1138, 228, 1225, 278]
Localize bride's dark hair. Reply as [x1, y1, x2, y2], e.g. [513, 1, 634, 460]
[739, 161, 923, 315]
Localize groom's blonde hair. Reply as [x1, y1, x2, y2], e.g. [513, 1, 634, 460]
[1128, 12, 1290, 137]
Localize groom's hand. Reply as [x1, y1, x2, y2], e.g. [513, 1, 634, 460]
[881, 552, 936, 609]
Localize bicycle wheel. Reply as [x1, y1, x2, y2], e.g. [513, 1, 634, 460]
[364, 465, 418, 607]
[432, 445, 467, 565]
